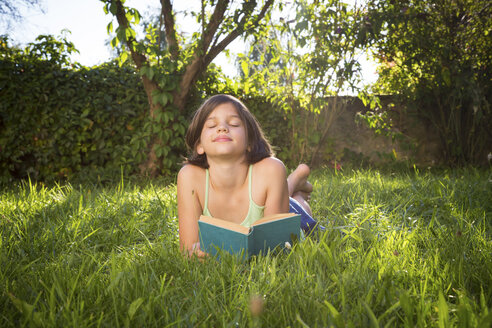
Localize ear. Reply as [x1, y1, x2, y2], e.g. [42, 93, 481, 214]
[197, 142, 205, 155]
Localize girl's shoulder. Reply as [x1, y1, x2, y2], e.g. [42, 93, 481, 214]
[253, 157, 287, 178]
[177, 164, 206, 184]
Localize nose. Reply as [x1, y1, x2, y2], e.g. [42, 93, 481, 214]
[217, 123, 228, 133]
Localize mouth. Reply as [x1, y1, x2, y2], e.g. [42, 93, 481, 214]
[213, 136, 232, 142]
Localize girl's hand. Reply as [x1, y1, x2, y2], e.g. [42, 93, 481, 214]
[186, 242, 208, 259]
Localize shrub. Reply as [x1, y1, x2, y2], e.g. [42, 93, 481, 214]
[0, 36, 148, 182]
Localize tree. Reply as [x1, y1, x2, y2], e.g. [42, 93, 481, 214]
[239, 0, 371, 165]
[101, 0, 274, 176]
[366, 0, 491, 165]
[0, 0, 44, 31]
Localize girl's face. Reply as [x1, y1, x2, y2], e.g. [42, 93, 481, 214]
[197, 102, 248, 161]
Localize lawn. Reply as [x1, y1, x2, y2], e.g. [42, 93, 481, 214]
[1, 167, 491, 327]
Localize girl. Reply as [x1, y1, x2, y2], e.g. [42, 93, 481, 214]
[177, 94, 320, 257]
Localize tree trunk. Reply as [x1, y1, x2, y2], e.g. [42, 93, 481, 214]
[139, 79, 162, 176]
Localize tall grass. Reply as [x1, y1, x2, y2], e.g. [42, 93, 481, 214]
[1, 167, 491, 327]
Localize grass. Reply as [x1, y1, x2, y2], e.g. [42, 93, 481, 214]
[1, 167, 491, 327]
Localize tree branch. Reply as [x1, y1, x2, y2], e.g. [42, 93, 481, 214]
[173, 0, 229, 110]
[200, 0, 230, 53]
[161, 0, 180, 60]
[204, 0, 274, 66]
[174, 0, 274, 110]
[114, 0, 147, 68]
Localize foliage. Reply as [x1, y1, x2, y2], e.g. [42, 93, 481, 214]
[365, 0, 492, 165]
[1, 168, 491, 326]
[0, 36, 149, 182]
[239, 0, 372, 165]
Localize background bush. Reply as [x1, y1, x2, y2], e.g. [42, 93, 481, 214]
[0, 36, 149, 182]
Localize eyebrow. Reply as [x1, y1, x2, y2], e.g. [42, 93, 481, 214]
[206, 114, 241, 120]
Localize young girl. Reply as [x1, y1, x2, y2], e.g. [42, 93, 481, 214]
[177, 94, 320, 257]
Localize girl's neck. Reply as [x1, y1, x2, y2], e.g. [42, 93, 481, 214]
[207, 159, 249, 191]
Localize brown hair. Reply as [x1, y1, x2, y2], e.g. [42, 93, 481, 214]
[185, 94, 273, 168]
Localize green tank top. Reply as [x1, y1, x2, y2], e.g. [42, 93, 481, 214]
[203, 164, 265, 227]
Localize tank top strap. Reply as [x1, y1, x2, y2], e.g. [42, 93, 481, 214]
[203, 168, 211, 216]
[248, 164, 253, 200]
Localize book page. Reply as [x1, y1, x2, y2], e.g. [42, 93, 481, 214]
[199, 215, 251, 235]
[251, 213, 298, 227]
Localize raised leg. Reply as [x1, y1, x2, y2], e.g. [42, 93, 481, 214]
[287, 164, 313, 198]
[287, 164, 314, 217]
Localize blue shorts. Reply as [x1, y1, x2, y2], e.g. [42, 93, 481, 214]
[289, 197, 321, 234]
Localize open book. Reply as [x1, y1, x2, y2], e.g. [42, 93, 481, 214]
[198, 213, 301, 257]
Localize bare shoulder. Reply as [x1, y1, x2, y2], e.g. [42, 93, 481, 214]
[178, 164, 205, 179]
[177, 164, 206, 212]
[177, 164, 206, 187]
[254, 157, 287, 178]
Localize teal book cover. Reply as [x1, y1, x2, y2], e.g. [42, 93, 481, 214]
[198, 213, 301, 257]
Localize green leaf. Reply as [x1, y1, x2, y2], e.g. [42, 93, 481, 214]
[241, 60, 249, 77]
[126, 27, 136, 40]
[441, 67, 451, 87]
[107, 21, 113, 34]
[133, 10, 141, 25]
[140, 66, 149, 77]
[128, 297, 144, 320]
[438, 292, 449, 328]
[160, 93, 168, 105]
[8, 293, 43, 326]
[147, 67, 154, 80]
[120, 52, 128, 66]
[111, 37, 119, 48]
[362, 301, 380, 328]
[324, 300, 344, 326]
[117, 28, 126, 42]
[155, 146, 162, 158]
[163, 112, 170, 124]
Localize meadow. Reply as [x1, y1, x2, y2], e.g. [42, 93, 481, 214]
[1, 167, 491, 327]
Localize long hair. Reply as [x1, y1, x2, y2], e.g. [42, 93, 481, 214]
[185, 94, 273, 168]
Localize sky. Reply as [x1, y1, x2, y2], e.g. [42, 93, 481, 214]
[7, 0, 243, 75]
[6, 0, 377, 85]
[8, 0, 164, 66]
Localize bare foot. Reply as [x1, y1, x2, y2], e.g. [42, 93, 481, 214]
[287, 164, 312, 197]
[300, 181, 313, 194]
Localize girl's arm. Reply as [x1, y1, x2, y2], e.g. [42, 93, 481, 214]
[177, 165, 207, 258]
[261, 158, 290, 216]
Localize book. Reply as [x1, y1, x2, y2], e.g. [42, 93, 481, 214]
[198, 213, 301, 257]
